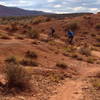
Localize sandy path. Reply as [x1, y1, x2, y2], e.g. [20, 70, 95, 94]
[91, 51, 100, 58]
[50, 66, 100, 100]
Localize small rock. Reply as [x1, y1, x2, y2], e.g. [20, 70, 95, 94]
[17, 96, 25, 100]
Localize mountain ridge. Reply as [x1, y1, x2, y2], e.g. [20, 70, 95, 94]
[0, 5, 49, 16]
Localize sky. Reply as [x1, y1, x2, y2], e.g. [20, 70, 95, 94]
[0, 0, 100, 13]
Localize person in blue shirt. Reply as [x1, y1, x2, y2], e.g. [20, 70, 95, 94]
[67, 29, 74, 44]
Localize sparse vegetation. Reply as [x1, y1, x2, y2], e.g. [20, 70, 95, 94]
[92, 79, 100, 89]
[27, 29, 39, 39]
[95, 23, 100, 29]
[20, 58, 38, 66]
[26, 50, 38, 59]
[87, 57, 95, 64]
[32, 16, 50, 24]
[67, 22, 79, 31]
[96, 36, 100, 42]
[8, 22, 18, 32]
[15, 35, 24, 40]
[94, 43, 100, 47]
[0, 34, 11, 39]
[79, 46, 91, 56]
[5, 56, 18, 64]
[64, 46, 76, 53]
[56, 62, 68, 69]
[5, 63, 32, 90]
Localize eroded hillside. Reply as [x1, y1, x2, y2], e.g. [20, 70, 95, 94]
[0, 13, 99, 100]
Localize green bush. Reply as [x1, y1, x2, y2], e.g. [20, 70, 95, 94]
[5, 63, 32, 90]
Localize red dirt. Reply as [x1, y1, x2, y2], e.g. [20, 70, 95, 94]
[0, 13, 99, 100]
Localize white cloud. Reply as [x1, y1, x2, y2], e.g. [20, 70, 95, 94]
[89, 8, 98, 12]
[0, 1, 7, 5]
[73, 6, 86, 11]
[53, 4, 62, 8]
[48, 0, 55, 2]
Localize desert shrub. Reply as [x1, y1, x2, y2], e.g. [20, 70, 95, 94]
[5, 56, 18, 64]
[56, 62, 68, 69]
[67, 22, 78, 31]
[79, 47, 91, 56]
[32, 16, 50, 24]
[92, 79, 100, 90]
[9, 23, 18, 32]
[15, 35, 24, 40]
[20, 59, 38, 66]
[94, 43, 100, 47]
[96, 36, 100, 42]
[87, 57, 95, 64]
[48, 73, 65, 83]
[71, 53, 78, 58]
[48, 40, 56, 45]
[76, 55, 83, 61]
[5, 63, 32, 90]
[0, 34, 11, 39]
[95, 24, 100, 29]
[64, 46, 76, 53]
[83, 16, 91, 19]
[83, 31, 88, 34]
[96, 72, 100, 78]
[26, 50, 38, 59]
[71, 53, 83, 60]
[53, 33, 60, 39]
[27, 29, 39, 39]
[91, 33, 96, 37]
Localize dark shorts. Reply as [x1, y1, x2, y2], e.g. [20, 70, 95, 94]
[68, 36, 73, 38]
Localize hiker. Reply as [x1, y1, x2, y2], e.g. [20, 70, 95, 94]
[48, 27, 55, 38]
[67, 29, 74, 44]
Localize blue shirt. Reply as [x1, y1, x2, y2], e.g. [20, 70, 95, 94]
[67, 31, 74, 37]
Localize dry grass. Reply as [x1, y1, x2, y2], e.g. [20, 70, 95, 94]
[26, 50, 38, 59]
[27, 29, 39, 39]
[5, 56, 18, 64]
[87, 57, 95, 64]
[79, 46, 91, 56]
[67, 22, 79, 31]
[95, 23, 100, 29]
[5, 63, 32, 90]
[56, 62, 68, 69]
[0, 34, 11, 39]
[20, 58, 39, 66]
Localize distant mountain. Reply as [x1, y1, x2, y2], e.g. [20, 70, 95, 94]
[0, 5, 49, 16]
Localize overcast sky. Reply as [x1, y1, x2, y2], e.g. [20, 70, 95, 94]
[0, 0, 100, 13]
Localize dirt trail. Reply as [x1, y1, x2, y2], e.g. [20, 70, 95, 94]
[91, 51, 100, 58]
[0, 38, 100, 100]
[50, 66, 100, 100]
